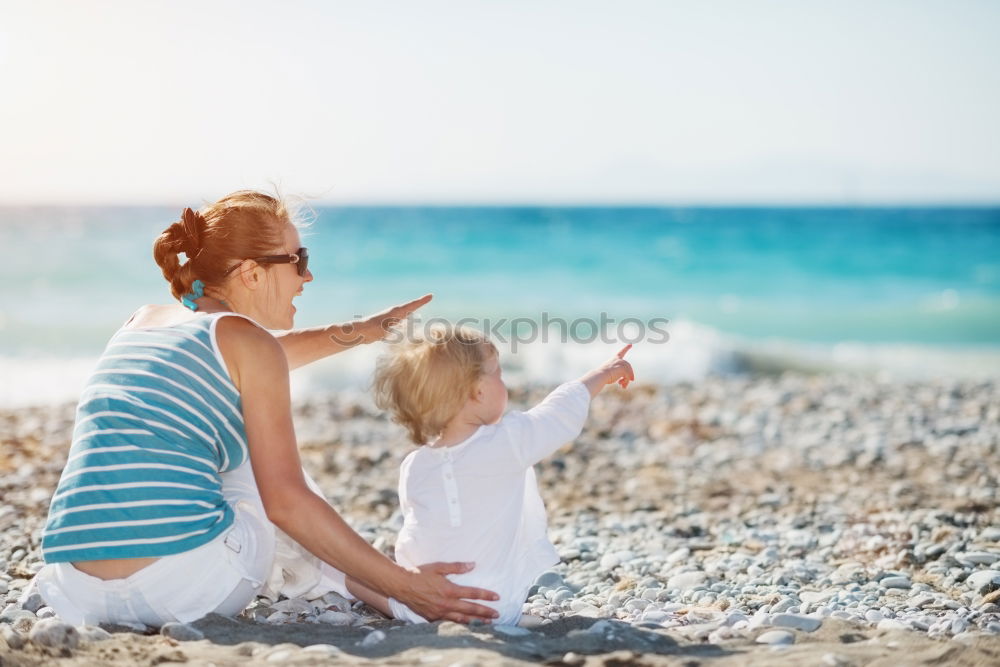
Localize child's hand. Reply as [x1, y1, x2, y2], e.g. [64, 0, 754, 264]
[580, 344, 635, 398]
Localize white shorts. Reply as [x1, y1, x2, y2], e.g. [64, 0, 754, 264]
[33, 461, 352, 627]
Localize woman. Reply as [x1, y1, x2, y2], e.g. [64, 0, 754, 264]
[33, 190, 499, 627]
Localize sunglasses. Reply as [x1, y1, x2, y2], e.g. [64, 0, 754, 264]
[222, 247, 309, 278]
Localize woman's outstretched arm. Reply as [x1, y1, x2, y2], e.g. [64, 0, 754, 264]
[273, 294, 432, 370]
[219, 315, 498, 623]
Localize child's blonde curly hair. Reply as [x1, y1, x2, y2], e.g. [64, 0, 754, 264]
[373, 323, 497, 445]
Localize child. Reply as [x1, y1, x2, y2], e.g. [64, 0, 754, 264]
[347, 324, 634, 625]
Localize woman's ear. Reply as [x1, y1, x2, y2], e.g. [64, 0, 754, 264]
[236, 261, 263, 291]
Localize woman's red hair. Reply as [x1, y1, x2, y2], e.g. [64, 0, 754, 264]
[153, 191, 291, 300]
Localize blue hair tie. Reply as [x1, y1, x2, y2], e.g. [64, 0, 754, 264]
[181, 279, 205, 311]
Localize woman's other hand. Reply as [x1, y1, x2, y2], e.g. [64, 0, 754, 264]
[399, 561, 500, 623]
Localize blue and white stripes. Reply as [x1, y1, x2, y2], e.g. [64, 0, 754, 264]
[42, 313, 250, 563]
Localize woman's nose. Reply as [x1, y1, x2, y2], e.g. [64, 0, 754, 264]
[303, 268, 314, 283]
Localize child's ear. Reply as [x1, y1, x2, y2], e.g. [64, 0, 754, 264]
[470, 379, 485, 402]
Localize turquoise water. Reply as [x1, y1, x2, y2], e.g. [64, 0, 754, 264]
[307, 206, 1000, 344]
[3, 205, 999, 403]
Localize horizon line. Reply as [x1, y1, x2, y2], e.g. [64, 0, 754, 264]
[2, 199, 1000, 209]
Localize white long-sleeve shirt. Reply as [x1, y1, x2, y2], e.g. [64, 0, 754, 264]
[390, 381, 591, 625]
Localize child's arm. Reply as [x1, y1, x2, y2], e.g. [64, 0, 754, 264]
[505, 345, 635, 467]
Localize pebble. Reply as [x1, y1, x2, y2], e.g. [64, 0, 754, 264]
[880, 576, 911, 590]
[800, 590, 836, 604]
[623, 599, 648, 613]
[952, 631, 987, 645]
[770, 613, 822, 632]
[957, 552, 999, 565]
[35, 606, 56, 619]
[756, 629, 795, 645]
[320, 592, 353, 612]
[640, 587, 662, 601]
[316, 610, 353, 625]
[17, 592, 44, 614]
[877, 619, 909, 631]
[724, 611, 749, 626]
[302, 644, 342, 657]
[265, 611, 291, 624]
[257, 643, 299, 659]
[28, 619, 79, 650]
[259, 643, 302, 661]
[747, 609, 770, 630]
[78, 625, 113, 642]
[586, 619, 617, 635]
[680, 622, 724, 641]
[494, 625, 532, 637]
[599, 554, 621, 569]
[569, 601, 600, 616]
[1, 608, 36, 625]
[271, 598, 314, 615]
[0, 624, 25, 650]
[707, 626, 740, 643]
[266, 648, 298, 662]
[360, 629, 386, 647]
[770, 598, 796, 613]
[160, 622, 205, 641]
[551, 589, 573, 604]
[667, 571, 706, 591]
[966, 570, 1000, 595]
[534, 571, 564, 588]
[640, 610, 670, 624]
[665, 547, 690, 565]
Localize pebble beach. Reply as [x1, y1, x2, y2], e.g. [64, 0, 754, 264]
[2, 373, 999, 665]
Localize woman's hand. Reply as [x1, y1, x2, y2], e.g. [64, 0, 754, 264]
[274, 294, 433, 368]
[398, 561, 500, 623]
[333, 294, 433, 346]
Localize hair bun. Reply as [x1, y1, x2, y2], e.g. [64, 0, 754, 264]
[179, 208, 206, 257]
[153, 190, 291, 301]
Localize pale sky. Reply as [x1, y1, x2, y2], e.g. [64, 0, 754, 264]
[1, 0, 998, 204]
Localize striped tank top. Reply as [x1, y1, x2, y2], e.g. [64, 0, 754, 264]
[42, 312, 251, 563]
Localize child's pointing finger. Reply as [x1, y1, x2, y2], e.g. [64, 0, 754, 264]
[616, 344, 632, 359]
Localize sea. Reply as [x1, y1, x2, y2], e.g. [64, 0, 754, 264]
[3, 205, 999, 407]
